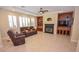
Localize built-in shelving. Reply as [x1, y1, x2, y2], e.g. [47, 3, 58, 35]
[37, 16, 43, 31]
[57, 12, 73, 35]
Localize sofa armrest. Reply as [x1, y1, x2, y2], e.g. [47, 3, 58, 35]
[15, 32, 24, 36]
[14, 33, 25, 39]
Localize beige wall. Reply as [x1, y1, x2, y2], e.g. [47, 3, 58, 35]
[71, 7, 79, 43]
[0, 32, 3, 47]
[0, 9, 36, 40]
[76, 39, 79, 51]
[72, 7, 79, 51]
[43, 12, 58, 34]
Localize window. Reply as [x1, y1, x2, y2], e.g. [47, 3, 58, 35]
[8, 15, 17, 28]
[8, 15, 36, 28]
[19, 16, 30, 27]
[25, 17, 28, 26]
[27, 17, 31, 26]
[19, 16, 36, 27]
[22, 17, 26, 26]
[30, 17, 36, 27]
[19, 16, 23, 27]
[19, 16, 28, 27]
[13, 16, 17, 27]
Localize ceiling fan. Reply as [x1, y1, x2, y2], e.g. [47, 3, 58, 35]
[39, 8, 48, 14]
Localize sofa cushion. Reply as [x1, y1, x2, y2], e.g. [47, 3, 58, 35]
[20, 26, 37, 37]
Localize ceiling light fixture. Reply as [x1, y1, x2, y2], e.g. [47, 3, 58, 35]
[39, 8, 48, 14]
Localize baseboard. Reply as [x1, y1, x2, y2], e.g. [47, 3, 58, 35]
[71, 39, 78, 43]
[2, 36, 10, 40]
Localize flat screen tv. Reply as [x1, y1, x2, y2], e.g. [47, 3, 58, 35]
[58, 20, 69, 27]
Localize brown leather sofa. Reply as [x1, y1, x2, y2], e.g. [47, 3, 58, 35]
[7, 30, 25, 46]
[20, 26, 37, 37]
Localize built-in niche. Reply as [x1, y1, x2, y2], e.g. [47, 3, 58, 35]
[47, 18, 52, 21]
[57, 12, 73, 35]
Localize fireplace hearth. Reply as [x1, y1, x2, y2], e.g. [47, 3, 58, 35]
[45, 24, 54, 34]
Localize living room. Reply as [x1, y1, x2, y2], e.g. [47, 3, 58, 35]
[0, 6, 79, 52]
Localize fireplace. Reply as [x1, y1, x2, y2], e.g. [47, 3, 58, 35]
[45, 24, 54, 34]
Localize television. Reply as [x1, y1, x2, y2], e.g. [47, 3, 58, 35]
[58, 20, 69, 27]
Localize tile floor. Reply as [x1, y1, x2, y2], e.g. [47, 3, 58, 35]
[0, 32, 77, 52]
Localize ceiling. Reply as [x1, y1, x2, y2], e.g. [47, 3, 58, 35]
[0, 6, 75, 16]
[17, 6, 75, 14]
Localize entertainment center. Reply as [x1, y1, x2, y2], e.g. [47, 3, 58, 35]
[57, 12, 73, 35]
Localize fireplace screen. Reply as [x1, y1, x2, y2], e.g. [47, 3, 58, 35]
[45, 24, 54, 34]
[46, 28, 53, 32]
